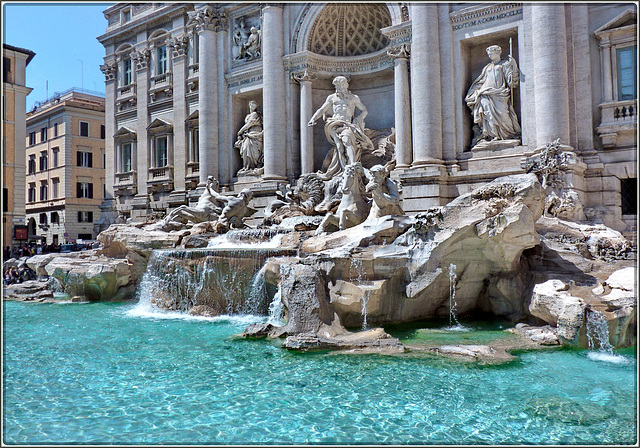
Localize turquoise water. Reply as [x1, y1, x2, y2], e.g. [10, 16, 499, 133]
[3, 300, 638, 445]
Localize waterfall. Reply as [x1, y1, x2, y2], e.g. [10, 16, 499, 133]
[446, 263, 468, 331]
[267, 285, 285, 326]
[132, 247, 296, 317]
[586, 309, 628, 364]
[349, 257, 369, 330]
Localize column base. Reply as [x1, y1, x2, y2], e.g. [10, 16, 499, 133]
[261, 174, 288, 182]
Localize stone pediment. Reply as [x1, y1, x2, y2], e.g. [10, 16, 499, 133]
[186, 110, 199, 123]
[113, 126, 136, 139]
[594, 9, 637, 36]
[147, 118, 173, 132]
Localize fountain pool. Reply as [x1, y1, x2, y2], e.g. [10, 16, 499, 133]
[3, 300, 637, 445]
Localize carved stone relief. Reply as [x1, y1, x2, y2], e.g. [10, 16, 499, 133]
[232, 13, 261, 62]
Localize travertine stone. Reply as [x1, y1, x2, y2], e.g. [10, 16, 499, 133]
[530, 4, 571, 147]
[198, 28, 218, 184]
[387, 44, 412, 168]
[262, 4, 287, 181]
[410, 3, 442, 165]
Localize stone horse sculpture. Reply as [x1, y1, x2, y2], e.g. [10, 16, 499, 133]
[156, 176, 223, 231]
[365, 164, 403, 220]
[316, 162, 370, 234]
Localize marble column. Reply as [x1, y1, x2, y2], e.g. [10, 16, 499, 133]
[531, 4, 571, 147]
[601, 41, 613, 103]
[132, 48, 150, 197]
[216, 11, 230, 186]
[99, 61, 117, 204]
[169, 35, 188, 193]
[292, 70, 316, 174]
[189, 5, 220, 185]
[387, 44, 412, 169]
[410, 3, 442, 166]
[262, 4, 287, 181]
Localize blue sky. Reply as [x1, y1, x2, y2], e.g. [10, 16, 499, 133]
[3, 2, 113, 110]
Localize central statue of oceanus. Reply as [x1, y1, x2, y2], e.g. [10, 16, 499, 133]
[308, 76, 374, 180]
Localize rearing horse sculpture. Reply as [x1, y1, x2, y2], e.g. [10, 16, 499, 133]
[316, 162, 370, 235]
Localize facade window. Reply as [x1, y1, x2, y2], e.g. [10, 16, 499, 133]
[77, 150, 93, 168]
[123, 58, 132, 86]
[28, 183, 36, 202]
[39, 181, 48, 201]
[189, 128, 199, 163]
[119, 142, 132, 172]
[621, 178, 637, 215]
[3, 187, 7, 212]
[39, 151, 48, 171]
[80, 121, 89, 137]
[54, 122, 58, 137]
[78, 211, 94, 223]
[52, 147, 59, 167]
[123, 9, 131, 23]
[157, 45, 167, 75]
[40, 127, 47, 142]
[3, 57, 10, 83]
[77, 182, 94, 199]
[52, 178, 60, 199]
[101, 125, 106, 139]
[617, 46, 637, 101]
[51, 212, 59, 224]
[39, 213, 47, 225]
[28, 155, 36, 174]
[154, 136, 168, 167]
[29, 131, 36, 146]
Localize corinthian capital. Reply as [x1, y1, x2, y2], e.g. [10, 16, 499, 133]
[131, 48, 150, 70]
[100, 61, 117, 82]
[387, 43, 411, 60]
[167, 34, 189, 58]
[260, 3, 285, 10]
[188, 5, 227, 32]
[291, 69, 317, 84]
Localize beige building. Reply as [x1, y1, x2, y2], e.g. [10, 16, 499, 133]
[97, 3, 637, 236]
[25, 89, 106, 245]
[3, 44, 35, 249]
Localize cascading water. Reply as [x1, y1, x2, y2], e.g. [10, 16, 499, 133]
[446, 263, 468, 331]
[350, 257, 369, 330]
[585, 309, 628, 364]
[132, 246, 296, 317]
[267, 285, 285, 326]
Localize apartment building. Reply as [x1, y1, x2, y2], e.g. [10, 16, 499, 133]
[3, 44, 35, 249]
[25, 89, 106, 245]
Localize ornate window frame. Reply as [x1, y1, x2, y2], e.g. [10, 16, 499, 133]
[113, 126, 137, 196]
[595, 9, 637, 148]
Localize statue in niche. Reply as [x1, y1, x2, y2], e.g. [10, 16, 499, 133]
[235, 25, 261, 61]
[234, 100, 264, 175]
[365, 165, 403, 220]
[308, 76, 374, 180]
[465, 44, 521, 149]
[156, 176, 223, 231]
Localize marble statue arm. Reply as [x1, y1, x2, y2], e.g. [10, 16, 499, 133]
[506, 56, 519, 88]
[207, 183, 230, 203]
[237, 114, 260, 135]
[308, 97, 333, 126]
[352, 95, 368, 130]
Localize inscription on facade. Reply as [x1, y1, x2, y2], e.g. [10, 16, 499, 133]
[452, 8, 522, 31]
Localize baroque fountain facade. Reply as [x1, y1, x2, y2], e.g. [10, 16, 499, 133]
[9, 3, 638, 359]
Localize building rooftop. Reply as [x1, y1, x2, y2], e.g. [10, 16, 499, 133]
[27, 87, 105, 116]
[3, 43, 36, 66]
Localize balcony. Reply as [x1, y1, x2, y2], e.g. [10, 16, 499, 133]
[596, 99, 637, 148]
[114, 170, 137, 195]
[147, 166, 174, 193]
[117, 83, 136, 99]
[149, 72, 173, 102]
